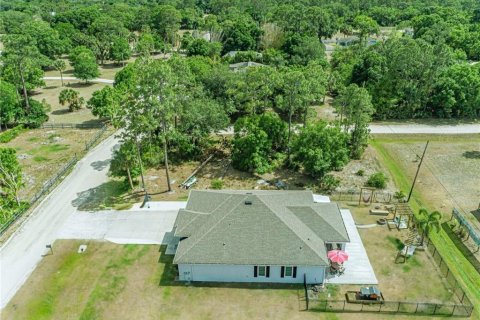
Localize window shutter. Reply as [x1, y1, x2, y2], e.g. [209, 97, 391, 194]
[254, 266, 258, 277]
[293, 266, 297, 278]
[281, 266, 285, 278]
[266, 266, 270, 278]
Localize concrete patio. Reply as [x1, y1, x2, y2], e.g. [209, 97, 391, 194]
[325, 209, 378, 285]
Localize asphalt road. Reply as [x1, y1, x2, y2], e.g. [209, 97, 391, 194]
[43, 76, 114, 84]
[218, 123, 480, 135]
[369, 123, 480, 134]
[0, 134, 120, 309]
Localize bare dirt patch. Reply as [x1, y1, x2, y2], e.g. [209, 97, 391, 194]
[375, 135, 480, 228]
[330, 146, 397, 193]
[313, 96, 338, 122]
[2, 128, 100, 200]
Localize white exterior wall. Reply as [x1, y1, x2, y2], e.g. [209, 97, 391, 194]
[178, 264, 325, 284]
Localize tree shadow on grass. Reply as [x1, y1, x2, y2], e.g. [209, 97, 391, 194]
[71, 180, 128, 211]
[67, 82, 94, 88]
[51, 109, 70, 115]
[463, 151, 480, 159]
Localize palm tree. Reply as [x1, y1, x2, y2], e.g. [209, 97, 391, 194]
[418, 208, 442, 245]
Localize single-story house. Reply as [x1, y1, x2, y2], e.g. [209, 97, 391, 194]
[170, 190, 349, 284]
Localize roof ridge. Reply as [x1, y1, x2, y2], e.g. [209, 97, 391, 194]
[175, 209, 211, 236]
[256, 196, 328, 265]
[289, 206, 346, 241]
[174, 195, 246, 263]
[176, 194, 236, 235]
[311, 204, 349, 241]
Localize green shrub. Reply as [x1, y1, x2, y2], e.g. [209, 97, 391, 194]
[394, 190, 406, 202]
[356, 169, 365, 176]
[319, 174, 340, 192]
[210, 179, 223, 190]
[0, 125, 24, 143]
[366, 172, 388, 189]
[20, 99, 49, 128]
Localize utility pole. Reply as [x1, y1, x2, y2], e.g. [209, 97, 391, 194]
[407, 141, 429, 202]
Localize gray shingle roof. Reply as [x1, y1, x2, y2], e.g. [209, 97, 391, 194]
[173, 190, 349, 266]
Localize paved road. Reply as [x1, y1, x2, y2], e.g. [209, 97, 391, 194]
[219, 123, 480, 136]
[0, 134, 120, 309]
[43, 76, 114, 84]
[369, 123, 480, 134]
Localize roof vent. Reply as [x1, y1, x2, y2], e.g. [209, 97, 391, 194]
[245, 200, 252, 205]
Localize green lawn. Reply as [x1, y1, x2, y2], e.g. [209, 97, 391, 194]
[4, 241, 459, 320]
[371, 137, 480, 318]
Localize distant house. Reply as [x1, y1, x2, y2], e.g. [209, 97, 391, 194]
[229, 61, 266, 72]
[170, 190, 349, 284]
[336, 36, 378, 47]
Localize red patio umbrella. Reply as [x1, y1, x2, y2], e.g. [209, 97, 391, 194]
[327, 250, 349, 263]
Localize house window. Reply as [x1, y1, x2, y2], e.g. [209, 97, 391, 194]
[258, 266, 266, 277]
[326, 243, 333, 251]
[281, 266, 297, 278]
[254, 265, 270, 278]
[336, 243, 342, 250]
[285, 266, 293, 277]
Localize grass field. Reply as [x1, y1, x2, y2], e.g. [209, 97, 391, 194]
[371, 134, 480, 319]
[2, 128, 101, 200]
[346, 204, 457, 303]
[44, 59, 123, 81]
[32, 80, 109, 124]
[2, 240, 464, 320]
[39, 58, 121, 124]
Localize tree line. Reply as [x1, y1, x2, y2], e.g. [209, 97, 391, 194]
[1, 0, 479, 197]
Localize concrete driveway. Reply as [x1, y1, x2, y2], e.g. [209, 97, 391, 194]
[57, 202, 186, 244]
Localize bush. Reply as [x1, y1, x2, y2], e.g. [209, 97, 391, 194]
[20, 99, 49, 128]
[366, 172, 388, 189]
[210, 179, 224, 190]
[356, 169, 365, 176]
[0, 125, 24, 143]
[319, 174, 340, 193]
[394, 190, 406, 202]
